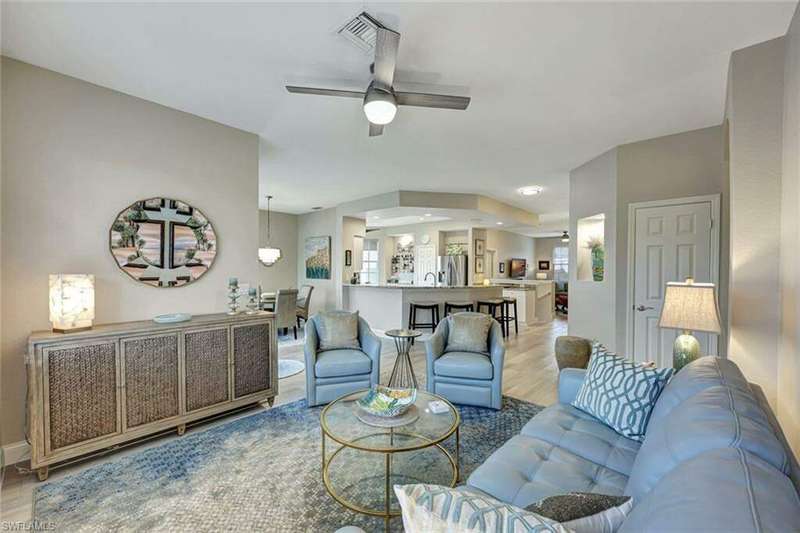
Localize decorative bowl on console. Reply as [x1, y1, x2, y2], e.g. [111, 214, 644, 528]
[357, 385, 417, 418]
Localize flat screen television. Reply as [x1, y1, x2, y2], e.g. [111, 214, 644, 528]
[510, 258, 527, 279]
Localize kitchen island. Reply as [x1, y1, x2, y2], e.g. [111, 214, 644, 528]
[341, 283, 503, 332]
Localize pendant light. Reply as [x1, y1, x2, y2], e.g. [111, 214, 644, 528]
[561, 230, 570, 243]
[258, 195, 282, 266]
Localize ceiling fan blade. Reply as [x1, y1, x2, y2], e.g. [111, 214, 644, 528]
[373, 27, 400, 88]
[395, 91, 471, 110]
[369, 123, 384, 137]
[285, 86, 364, 99]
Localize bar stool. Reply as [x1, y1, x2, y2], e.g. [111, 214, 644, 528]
[444, 301, 474, 315]
[477, 298, 507, 337]
[408, 302, 440, 342]
[500, 297, 519, 336]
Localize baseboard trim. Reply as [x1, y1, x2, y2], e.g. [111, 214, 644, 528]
[2, 440, 31, 467]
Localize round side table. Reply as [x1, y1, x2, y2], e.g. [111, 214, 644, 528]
[384, 329, 422, 389]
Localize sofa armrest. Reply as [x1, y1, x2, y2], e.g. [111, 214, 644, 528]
[558, 368, 587, 404]
[304, 319, 319, 375]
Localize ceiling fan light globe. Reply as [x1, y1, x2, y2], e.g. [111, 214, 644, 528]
[364, 99, 397, 125]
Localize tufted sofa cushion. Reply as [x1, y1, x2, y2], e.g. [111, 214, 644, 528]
[648, 355, 751, 427]
[467, 434, 629, 508]
[619, 448, 800, 532]
[625, 384, 791, 501]
[521, 403, 641, 476]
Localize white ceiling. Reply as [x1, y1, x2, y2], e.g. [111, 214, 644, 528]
[2, 2, 795, 219]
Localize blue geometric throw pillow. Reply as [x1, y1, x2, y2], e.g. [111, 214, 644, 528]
[572, 344, 673, 442]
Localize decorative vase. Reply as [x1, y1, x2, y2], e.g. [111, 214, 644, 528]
[591, 246, 604, 282]
[227, 277, 240, 315]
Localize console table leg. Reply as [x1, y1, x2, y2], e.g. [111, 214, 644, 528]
[177, 424, 186, 436]
[267, 396, 275, 407]
[37, 466, 49, 481]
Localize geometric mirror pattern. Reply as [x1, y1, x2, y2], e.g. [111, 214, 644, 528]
[110, 197, 217, 287]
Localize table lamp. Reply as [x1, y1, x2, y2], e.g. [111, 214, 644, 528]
[658, 278, 721, 371]
[49, 274, 95, 332]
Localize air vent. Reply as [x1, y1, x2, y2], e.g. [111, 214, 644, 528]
[337, 11, 382, 52]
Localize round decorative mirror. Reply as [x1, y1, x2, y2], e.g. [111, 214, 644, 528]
[109, 197, 217, 287]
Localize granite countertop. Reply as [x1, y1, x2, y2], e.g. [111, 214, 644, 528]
[342, 283, 500, 290]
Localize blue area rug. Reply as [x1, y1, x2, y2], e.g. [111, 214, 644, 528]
[34, 397, 542, 532]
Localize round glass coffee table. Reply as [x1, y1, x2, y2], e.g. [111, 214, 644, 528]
[320, 390, 460, 532]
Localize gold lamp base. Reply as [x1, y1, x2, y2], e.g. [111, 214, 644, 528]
[673, 332, 701, 372]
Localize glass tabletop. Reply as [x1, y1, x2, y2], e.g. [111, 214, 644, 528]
[384, 329, 422, 339]
[321, 390, 459, 452]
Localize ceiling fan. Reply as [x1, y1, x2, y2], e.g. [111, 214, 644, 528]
[285, 12, 471, 137]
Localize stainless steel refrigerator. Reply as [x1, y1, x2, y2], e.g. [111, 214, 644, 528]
[437, 255, 469, 287]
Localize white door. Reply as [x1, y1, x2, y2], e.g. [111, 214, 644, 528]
[415, 244, 437, 286]
[630, 197, 719, 366]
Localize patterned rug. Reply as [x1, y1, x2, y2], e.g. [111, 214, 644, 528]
[33, 397, 542, 532]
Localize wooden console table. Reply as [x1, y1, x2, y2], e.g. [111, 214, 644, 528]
[27, 312, 277, 480]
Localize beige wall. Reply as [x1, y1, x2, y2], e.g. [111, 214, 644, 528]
[569, 148, 618, 349]
[615, 125, 728, 353]
[485, 228, 535, 279]
[1, 58, 260, 447]
[534, 237, 564, 280]
[779, 4, 800, 454]
[297, 208, 338, 316]
[725, 38, 786, 409]
[258, 209, 298, 292]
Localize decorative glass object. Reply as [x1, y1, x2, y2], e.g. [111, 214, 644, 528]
[356, 385, 417, 418]
[227, 277, 241, 315]
[658, 279, 722, 371]
[246, 288, 259, 315]
[49, 274, 95, 332]
[109, 197, 217, 288]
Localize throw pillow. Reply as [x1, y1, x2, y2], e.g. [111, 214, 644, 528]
[525, 492, 633, 533]
[394, 484, 570, 533]
[572, 343, 673, 442]
[445, 313, 493, 354]
[315, 310, 361, 352]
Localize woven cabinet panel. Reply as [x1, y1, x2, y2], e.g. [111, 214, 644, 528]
[47, 343, 118, 451]
[185, 328, 229, 411]
[123, 335, 179, 428]
[233, 324, 271, 398]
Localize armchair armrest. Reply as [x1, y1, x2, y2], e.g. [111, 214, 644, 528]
[558, 368, 587, 404]
[358, 318, 382, 368]
[425, 321, 448, 363]
[304, 319, 319, 375]
[488, 321, 505, 373]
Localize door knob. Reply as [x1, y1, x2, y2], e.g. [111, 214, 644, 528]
[635, 305, 655, 312]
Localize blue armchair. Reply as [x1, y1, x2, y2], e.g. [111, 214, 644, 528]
[304, 312, 382, 407]
[425, 313, 505, 409]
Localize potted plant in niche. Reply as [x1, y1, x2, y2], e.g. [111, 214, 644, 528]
[585, 236, 604, 281]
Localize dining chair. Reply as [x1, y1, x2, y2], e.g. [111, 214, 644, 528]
[275, 288, 299, 339]
[296, 284, 314, 329]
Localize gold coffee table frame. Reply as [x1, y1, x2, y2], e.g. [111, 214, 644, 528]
[320, 391, 460, 532]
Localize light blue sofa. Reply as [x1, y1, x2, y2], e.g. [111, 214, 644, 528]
[304, 313, 382, 407]
[425, 313, 505, 410]
[467, 356, 800, 531]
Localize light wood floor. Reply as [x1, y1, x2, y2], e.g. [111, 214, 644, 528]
[0, 317, 567, 523]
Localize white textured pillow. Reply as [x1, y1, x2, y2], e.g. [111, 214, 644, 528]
[315, 310, 360, 352]
[394, 484, 570, 533]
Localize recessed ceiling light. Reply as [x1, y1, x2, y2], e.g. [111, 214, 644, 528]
[424, 213, 432, 217]
[518, 186, 543, 196]
[496, 222, 504, 225]
[372, 215, 380, 219]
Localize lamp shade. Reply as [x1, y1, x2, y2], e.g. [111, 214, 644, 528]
[258, 246, 282, 266]
[658, 280, 721, 334]
[49, 274, 95, 332]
